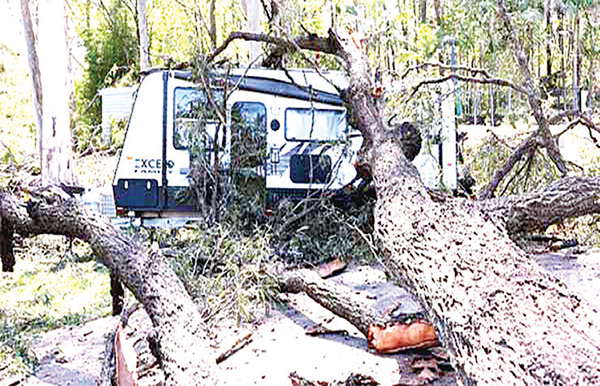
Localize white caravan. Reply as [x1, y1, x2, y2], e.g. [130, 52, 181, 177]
[112, 68, 458, 218]
[113, 68, 363, 217]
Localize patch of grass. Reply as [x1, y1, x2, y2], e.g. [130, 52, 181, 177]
[0, 235, 112, 378]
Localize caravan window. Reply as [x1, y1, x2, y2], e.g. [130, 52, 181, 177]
[231, 102, 267, 169]
[173, 87, 223, 150]
[284, 108, 347, 142]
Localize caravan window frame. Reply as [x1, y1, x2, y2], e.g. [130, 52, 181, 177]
[283, 107, 348, 142]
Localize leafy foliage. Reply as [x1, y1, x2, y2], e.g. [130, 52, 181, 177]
[166, 224, 279, 325]
[73, 0, 138, 152]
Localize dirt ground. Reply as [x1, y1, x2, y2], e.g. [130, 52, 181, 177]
[15, 266, 457, 386]
[14, 250, 600, 386]
[20, 316, 117, 386]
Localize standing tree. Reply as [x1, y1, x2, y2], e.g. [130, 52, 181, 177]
[138, 0, 150, 71]
[20, 0, 77, 187]
[21, 0, 77, 187]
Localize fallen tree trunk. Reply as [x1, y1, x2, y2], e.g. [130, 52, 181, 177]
[0, 189, 217, 386]
[338, 32, 600, 384]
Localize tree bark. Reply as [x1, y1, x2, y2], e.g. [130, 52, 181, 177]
[32, 0, 77, 187]
[19, 0, 43, 157]
[0, 216, 15, 272]
[0, 191, 218, 386]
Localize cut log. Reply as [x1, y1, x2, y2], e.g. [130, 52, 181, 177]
[368, 320, 438, 353]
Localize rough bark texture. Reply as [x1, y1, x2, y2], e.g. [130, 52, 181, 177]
[481, 176, 600, 235]
[339, 31, 600, 385]
[0, 191, 217, 386]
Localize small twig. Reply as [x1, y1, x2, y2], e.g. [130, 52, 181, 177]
[410, 74, 527, 99]
[215, 331, 254, 364]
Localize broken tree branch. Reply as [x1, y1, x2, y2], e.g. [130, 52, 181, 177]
[479, 135, 538, 199]
[481, 175, 600, 235]
[402, 62, 491, 79]
[206, 31, 339, 64]
[409, 74, 528, 99]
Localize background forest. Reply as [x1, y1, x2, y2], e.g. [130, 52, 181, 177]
[1, 0, 600, 383]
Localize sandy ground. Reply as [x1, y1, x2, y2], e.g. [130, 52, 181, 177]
[16, 266, 456, 386]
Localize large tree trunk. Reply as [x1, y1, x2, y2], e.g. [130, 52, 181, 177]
[0, 191, 218, 386]
[338, 30, 600, 385]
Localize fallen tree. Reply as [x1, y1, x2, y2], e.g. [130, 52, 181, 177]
[3, 19, 600, 386]
[337, 30, 600, 384]
[207, 25, 600, 383]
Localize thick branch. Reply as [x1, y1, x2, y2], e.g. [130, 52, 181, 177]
[0, 191, 217, 386]
[206, 31, 339, 63]
[481, 176, 600, 235]
[283, 269, 378, 336]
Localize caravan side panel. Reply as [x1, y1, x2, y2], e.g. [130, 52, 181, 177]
[113, 72, 165, 212]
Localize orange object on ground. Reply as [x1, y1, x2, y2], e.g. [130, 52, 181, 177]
[368, 320, 438, 353]
[317, 257, 348, 278]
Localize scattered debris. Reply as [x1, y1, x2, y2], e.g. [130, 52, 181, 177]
[289, 371, 380, 386]
[305, 322, 349, 336]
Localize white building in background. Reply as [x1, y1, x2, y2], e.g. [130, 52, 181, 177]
[99, 86, 136, 145]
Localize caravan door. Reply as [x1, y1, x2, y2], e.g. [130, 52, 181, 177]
[168, 80, 226, 211]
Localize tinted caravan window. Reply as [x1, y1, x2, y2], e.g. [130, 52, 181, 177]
[231, 102, 267, 169]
